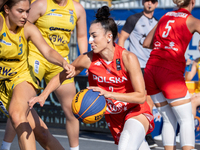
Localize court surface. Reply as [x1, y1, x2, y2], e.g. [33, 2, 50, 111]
[0, 122, 200, 150]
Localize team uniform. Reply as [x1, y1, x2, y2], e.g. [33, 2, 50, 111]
[88, 44, 154, 144]
[195, 58, 200, 93]
[28, 0, 77, 84]
[122, 12, 157, 69]
[0, 13, 40, 117]
[144, 8, 192, 99]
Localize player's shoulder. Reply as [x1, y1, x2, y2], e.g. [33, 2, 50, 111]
[73, 0, 85, 10]
[122, 49, 137, 62]
[32, 0, 46, 7]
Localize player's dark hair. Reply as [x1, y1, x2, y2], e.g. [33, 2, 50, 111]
[92, 6, 118, 43]
[1, 0, 31, 12]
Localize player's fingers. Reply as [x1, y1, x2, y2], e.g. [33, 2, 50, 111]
[28, 97, 38, 109]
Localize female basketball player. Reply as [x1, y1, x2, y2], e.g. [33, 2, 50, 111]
[28, 6, 154, 150]
[143, 0, 200, 149]
[1, 0, 87, 150]
[0, 0, 75, 149]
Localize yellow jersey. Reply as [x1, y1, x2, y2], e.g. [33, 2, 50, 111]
[196, 58, 200, 92]
[0, 12, 28, 80]
[28, 0, 77, 57]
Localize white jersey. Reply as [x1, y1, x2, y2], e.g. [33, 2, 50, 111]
[122, 12, 157, 68]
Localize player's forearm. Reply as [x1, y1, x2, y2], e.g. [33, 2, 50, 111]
[77, 36, 88, 54]
[108, 91, 146, 104]
[45, 49, 68, 68]
[40, 73, 63, 99]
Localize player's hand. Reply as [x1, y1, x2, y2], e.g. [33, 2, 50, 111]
[186, 58, 192, 66]
[87, 86, 110, 98]
[28, 96, 46, 109]
[63, 62, 75, 78]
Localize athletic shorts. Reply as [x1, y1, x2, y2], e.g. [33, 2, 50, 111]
[28, 54, 74, 84]
[105, 101, 154, 145]
[0, 69, 41, 117]
[144, 65, 188, 99]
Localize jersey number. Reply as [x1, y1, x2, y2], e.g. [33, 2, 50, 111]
[162, 20, 175, 38]
[109, 86, 113, 92]
[18, 44, 23, 55]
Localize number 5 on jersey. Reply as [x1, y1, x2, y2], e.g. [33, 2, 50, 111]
[162, 20, 175, 38]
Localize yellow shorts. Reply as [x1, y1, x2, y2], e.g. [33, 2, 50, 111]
[28, 54, 74, 84]
[0, 69, 41, 117]
[186, 81, 200, 94]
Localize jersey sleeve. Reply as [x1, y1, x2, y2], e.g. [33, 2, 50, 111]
[122, 12, 143, 34]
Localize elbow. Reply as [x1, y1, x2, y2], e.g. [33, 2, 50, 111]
[140, 97, 147, 104]
[142, 43, 148, 48]
[143, 42, 151, 49]
[138, 94, 147, 104]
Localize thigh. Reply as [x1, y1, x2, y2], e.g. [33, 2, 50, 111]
[131, 114, 150, 133]
[9, 81, 36, 116]
[54, 82, 76, 107]
[159, 71, 188, 99]
[144, 66, 161, 95]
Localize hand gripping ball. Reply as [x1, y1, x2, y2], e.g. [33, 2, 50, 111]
[72, 89, 107, 124]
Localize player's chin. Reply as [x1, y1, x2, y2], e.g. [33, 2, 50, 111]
[18, 21, 27, 27]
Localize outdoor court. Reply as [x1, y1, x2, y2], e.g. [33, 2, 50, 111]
[1, 122, 200, 150]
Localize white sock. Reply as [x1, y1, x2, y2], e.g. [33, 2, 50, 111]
[0, 141, 12, 150]
[70, 145, 79, 150]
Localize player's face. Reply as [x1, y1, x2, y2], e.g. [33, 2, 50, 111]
[5, 0, 30, 27]
[143, 0, 158, 13]
[89, 23, 109, 53]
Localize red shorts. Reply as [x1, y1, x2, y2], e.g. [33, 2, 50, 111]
[105, 101, 154, 145]
[144, 65, 188, 99]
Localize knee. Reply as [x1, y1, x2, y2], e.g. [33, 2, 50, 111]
[9, 111, 27, 128]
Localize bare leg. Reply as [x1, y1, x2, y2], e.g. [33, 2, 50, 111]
[1, 109, 64, 150]
[3, 118, 16, 143]
[54, 82, 79, 148]
[9, 81, 37, 150]
[28, 109, 64, 150]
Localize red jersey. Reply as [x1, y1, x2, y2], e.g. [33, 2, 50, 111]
[147, 8, 192, 73]
[88, 44, 146, 114]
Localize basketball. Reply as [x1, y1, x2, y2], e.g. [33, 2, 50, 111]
[72, 89, 107, 124]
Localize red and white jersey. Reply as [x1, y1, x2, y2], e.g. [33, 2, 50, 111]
[147, 8, 193, 73]
[89, 44, 144, 114]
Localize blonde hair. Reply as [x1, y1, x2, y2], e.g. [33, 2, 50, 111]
[173, 0, 190, 7]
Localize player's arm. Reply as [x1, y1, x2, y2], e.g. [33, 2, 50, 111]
[88, 51, 146, 104]
[27, 0, 46, 23]
[185, 58, 198, 81]
[143, 23, 157, 49]
[28, 52, 92, 108]
[74, 1, 88, 54]
[24, 22, 75, 75]
[72, 51, 92, 75]
[186, 15, 200, 35]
